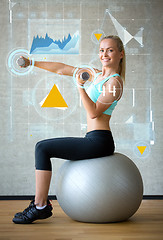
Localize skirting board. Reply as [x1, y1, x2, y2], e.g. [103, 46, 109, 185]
[0, 195, 163, 200]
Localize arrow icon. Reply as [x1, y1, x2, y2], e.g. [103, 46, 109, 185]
[137, 146, 147, 155]
[94, 33, 103, 41]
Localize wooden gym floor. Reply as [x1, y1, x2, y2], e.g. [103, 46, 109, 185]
[0, 200, 163, 240]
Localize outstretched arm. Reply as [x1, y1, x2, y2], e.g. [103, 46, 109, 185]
[34, 61, 75, 76]
[19, 56, 75, 76]
[34, 61, 101, 76]
[19, 56, 101, 78]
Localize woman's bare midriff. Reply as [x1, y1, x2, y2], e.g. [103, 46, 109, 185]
[87, 113, 111, 132]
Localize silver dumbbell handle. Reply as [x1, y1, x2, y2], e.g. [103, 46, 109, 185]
[17, 57, 26, 67]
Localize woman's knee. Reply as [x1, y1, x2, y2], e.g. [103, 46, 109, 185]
[35, 140, 52, 171]
[35, 140, 49, 162]
[35, 140, 47, 155]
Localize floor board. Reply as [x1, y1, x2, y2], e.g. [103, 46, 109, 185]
[0, 200, 163, 240]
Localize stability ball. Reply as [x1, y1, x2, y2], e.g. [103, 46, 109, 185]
[55, 153, 143, 223]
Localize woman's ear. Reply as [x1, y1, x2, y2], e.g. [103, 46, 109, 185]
[120, 50, 124, 60]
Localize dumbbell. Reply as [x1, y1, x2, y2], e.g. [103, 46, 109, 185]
[80, 72, 90, 81]
[16, 57, 26, 67]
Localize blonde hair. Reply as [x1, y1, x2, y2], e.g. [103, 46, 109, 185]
[100, 35, 126, 83]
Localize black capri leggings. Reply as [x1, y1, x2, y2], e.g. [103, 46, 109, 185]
[35, 130, 115, 171]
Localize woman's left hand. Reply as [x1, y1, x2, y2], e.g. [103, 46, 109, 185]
[76, 73, 86, 87]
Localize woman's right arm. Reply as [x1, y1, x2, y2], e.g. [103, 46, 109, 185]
[20, 56, 75, 76]
[19, 56, 101, 78]
[34, 61, 75, 76]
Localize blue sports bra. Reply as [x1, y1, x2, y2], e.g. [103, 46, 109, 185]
[86, 72, 120, 115]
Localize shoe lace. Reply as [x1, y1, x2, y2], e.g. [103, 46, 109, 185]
[22, 200, 35, 214]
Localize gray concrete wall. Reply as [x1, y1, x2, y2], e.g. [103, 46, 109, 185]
[0, 0, 162, 196]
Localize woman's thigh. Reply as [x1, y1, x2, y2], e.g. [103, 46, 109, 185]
[36, 136, 106, 161]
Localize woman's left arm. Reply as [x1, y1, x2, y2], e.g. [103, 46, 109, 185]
[78, 87, 97, 119]
[78, 76, 123, 119]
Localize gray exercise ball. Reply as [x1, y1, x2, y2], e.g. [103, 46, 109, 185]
[55, 153, 143, 223]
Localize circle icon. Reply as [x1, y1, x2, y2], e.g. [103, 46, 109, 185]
[73, 65, 96, 89]
[91, 29, 105, 44]
[134, 141, 150, 159]
[32, 76, 78, 121]
[7, 48, 34, 76]
[92, 76, 123, 105]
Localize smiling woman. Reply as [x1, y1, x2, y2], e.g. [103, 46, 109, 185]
[13, 35, 126, 224]
[79, 35, 125, 127]
[99, 35, 126, 83]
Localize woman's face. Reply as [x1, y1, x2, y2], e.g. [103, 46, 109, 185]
[99, 38, 123, 68]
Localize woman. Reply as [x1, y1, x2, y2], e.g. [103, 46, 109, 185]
[13, 35, 125, 224]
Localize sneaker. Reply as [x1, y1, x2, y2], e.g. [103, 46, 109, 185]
[14, 200, 52, 218]
[12, 200, 53, 224]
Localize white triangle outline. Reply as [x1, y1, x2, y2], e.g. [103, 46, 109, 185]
[108, 12, 133, 45]
[39, 94, 48, 106]
[124, 29, 133, 45]
[125, 115, 133, 123]
[9, 1, 17, 10]
[134, 28, 143, 45]
[107, 10, 144, 46]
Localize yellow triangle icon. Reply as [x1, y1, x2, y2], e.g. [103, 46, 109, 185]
[41, 84, 68, 108]
[137, 146, 147, 155]
[94, 33, 102, 41]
